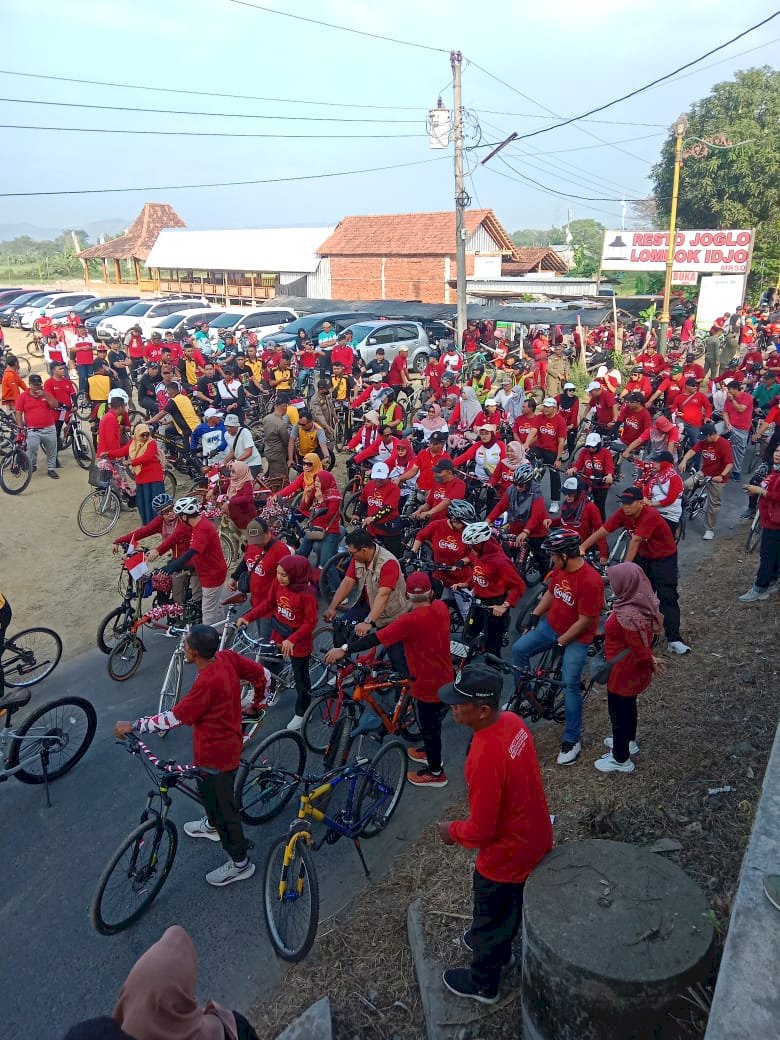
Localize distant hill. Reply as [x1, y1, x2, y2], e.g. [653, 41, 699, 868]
[0, 218, 129, 243]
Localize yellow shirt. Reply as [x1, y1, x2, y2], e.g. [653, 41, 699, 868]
[331, 375, 349, 402]
[87, 374, 111, 402]
[273, 368, 293, 391]
[297, 424, 322, 456]
[246, 359, 263, 383]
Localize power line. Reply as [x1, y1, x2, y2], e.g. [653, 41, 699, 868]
[475, 110, 667, 128]
[0, 123, 426, 141]
[479, 163, 622, 221]
[518, 132, 664, 157]
[497, 154, 660, 204]
[225, 0, 449, 53]
[0, 154, 450, 197]
[0, 96, 420, 123]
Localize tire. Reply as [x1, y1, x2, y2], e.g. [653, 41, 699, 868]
[26, 337, 43, 358]
[75, 393, 93, 420]
[90, 818, 178, 936]
[0, 448, 32, 495]
[302, 693, 344, 755]
[319, 552, 360, 607]
[309, 622, 334, 692]
[2, 627, 62, 687]
[263, 835, 319, 962]
[341, 491, 362, 526]
[322, 712, 354, 771]
[746, 515, 761, 554]
[15, 355, 31, 378]
[675, 512, 686, 543]
[163, 467, 178, 498]
[397, 696, 421, 743]
[220, 532, 237, 571]
[157, 650, 184, 717]
[8, 696, 96, 782]
[71, 425, 94, 469]
[77, 488, 122, 537]
[108, 633, 144, 682]
[236, 729, 306, 826]
[356, 739, 406, 838]
[96, 606, 131, 655]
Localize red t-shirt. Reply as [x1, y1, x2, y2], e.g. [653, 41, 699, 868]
[387, 356, 408, 387]
[512, 415, 536, 444]
[360, 479, 401, 530]
[377, 600, 453, 702]
[634, 351, 664, 375]
[682, 363, 704, 382]
[723, 391, 754, 431]
[243, 539, 291, 612]
[257, 582, 317, 657]
[415, 447, 451, 492]
[15, 391, 58, 429]
[545, 563, 604, 643]
[623, 376, 652, 400]
[604, 612, 655, 697]
[44, 376, 76, 409]
[589, 388, 616, 426]
[470, 542, 525, 605]
[575, 447, 614, 482]
[604, 504, 677, 560]
[331, 345, 354, 370]
[448, 711, 553, 884]
[426, 477, 467, 511]
[676, 391, 712, 427]
[740, 324, 756, 345]
[490, 458, 518, 491]
[693, 437, 733, 478]
[417, 518, 470, 584]
[73, 338, 95, 366]
[617, 405, 651, 443]
[532, 412, 567, 453]
[189, 516, 228, 588]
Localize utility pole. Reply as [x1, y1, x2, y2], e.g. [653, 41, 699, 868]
[451, 50, 468, 350]
[657, 114, 688, 355]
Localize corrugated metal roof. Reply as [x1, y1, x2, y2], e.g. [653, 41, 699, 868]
[145, 226, 336, 274]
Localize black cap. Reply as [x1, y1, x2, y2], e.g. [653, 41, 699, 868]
[655, 450, 675, 464]
[434, 458, 455, 471]
[617, 485, 643, 503]
[429, 431, 448, 443]
[701, 422, 717, 436]
[763, 371, 776, 379]
[728, 379, 743, 390]
[439, 662, 503, 705]
[684, 376, 698, 385]
[28, 373, 43, 385]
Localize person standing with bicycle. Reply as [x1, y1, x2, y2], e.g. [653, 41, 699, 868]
[511, 528, 603, 766]
[114, 625, 267, 888]
[679, 422, 734, 541]
[161, 497, 228, 627]
[15, 373, 60, 480]
[459, 522, 526, 657]
[525, 397, 567, 513]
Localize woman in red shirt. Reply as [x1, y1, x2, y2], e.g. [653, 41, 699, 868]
[358, 461, 403, 556]
[597, 563, 664, 773]
[218, 460, 256, 531]
[552, 476, 607, 559]
[489, 440, 526, 495]
[229, 518, 290, 638]
[127, 424, 166, 524]
[301, 468, 342, 567]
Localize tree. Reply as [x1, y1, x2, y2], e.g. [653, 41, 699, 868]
[510, 227, 562, 247]
[651, 66, 780, 293]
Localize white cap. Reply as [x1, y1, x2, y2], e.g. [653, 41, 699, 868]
[371, 461, 390, 479]
[369, 373, 384, 383]
[484, 397, 498, 407]
[542, 397, 557, 408]
[596, 365, 608, 378]
[563, 382, 576, 390]
[364, 409, 380, 423]
[108, 388, 129, 404]
[585, 432, 602, 448]
[204, 408, 223, 420]
[398, 345, 409, 353]
[224, 413, 240, 426]
[586, 381, 601, 392]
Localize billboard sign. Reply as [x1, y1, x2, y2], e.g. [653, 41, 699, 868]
[601, 229, 754, 274]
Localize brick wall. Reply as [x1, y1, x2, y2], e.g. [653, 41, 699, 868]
[330, 254, 454, 303]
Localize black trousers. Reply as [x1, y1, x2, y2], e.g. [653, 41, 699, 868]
[637, 553, 681, 643]
[464, 596, 509, 657]
[469, 869, 525, 992]
[663, 516, 679, 539]
[416, 700, 447, 772]
[592, 485, 609, 521]
[607, 692, 637, 763]
[196, 768, 250, 862]
[0, 599, 11, 699]
[339, 606, 409, 676]
[529, 446, 561, 501]
[290, 655, 312, 717]
[756, 527, 780, 590]
[232, 1010, 260, 1040]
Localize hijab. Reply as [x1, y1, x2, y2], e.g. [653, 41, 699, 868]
[227, 460, 253, 497]
[608, 562, 664, 642]
[458, 386, 483, 429]
[506, 383, 526, 422]
[127, 423, 155, 473]
[301, 452, 322, 489]
[504, 440, 526, 468]
[278, 553, 316, 594]
[560, 488, 587, 525]
[113, 926, 236, 1040]
[394, 437, 415, 464]
[507, 476, 542, 523]
[419, 403, 447, 433]
[314, 468, 341, 503]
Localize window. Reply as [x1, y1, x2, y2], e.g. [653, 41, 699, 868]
[370, 327, 396, 346]
[395, 324, 419, 342]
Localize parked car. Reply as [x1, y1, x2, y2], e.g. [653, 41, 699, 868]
[0, 289, 32, 309]
[344, 320, 431, 374]
[262, 310, 377, 350]
[50, 294, 138, 326]
[17, 292, 97, 329]
[0, 290, 51, 326]
[421, 319, 456, 348]
[206, 306, 298, 347]
[147, 308, 226, 340]
[98, 298, 205, 341]
[86, 298, 143, 340]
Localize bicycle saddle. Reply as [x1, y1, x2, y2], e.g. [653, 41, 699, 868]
[0, 688, 32, 712]
[221, 591, 248, 606]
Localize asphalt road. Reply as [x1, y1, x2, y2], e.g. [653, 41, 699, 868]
[0, 475, 752, 1040]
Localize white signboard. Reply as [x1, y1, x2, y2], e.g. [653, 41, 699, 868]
[695, 274, 746, 335]
[473, 254, 502, 278]
[601, 229, 754, 274]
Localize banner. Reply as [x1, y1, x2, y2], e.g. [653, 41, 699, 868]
[601, 229, 754, 274]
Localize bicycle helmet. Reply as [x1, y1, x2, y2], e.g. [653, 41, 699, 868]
[562, 475, 585, 494]
[461, 521, 493, 546]
[541, 527, 581, 558]
[447, 499, 477, 524]
[585, 432, 603, 449]
[107, 388, 129, 405]
[152, 492, 173, 514]
[512, 461, 535, 486]
[173, 496, 200, 517]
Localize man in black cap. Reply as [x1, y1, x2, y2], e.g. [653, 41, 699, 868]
[437, 662, 552, 1004]
[581, 486, 690, 654]
[15, 373, 60, 479]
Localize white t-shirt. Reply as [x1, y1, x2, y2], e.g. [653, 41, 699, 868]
[226, 427, 262, 468]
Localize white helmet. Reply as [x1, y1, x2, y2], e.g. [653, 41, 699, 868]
[461, 521, 493, 546]
[173, 496, 200, 517]
[108, 388, 129, 404]
[585, 432, 603, 449]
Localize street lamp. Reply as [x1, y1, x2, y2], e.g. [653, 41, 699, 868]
[657, 114, 689, 355]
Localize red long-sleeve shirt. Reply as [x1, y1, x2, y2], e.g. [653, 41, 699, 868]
[97, 410, 130, 460]
[469, 540, 525, 604]
[759, 469, 780, 530]
[353, 433, 399, 467]
[488, 491, 549, 538]
[416, 518, 471, 585]
[115, 516, 192, 560]
[360, 478, 400, 533]
[604, 612, 655, 697]
[245, 580, 317, 655]
[241, 539, 291, 613]
[376, 600, 453, 703]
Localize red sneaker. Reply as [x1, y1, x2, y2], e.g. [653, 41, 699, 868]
[406, 747, 428, 765]
[407, 769, 448, 788]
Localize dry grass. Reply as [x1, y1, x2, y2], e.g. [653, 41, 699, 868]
[250, 535, 779, 1040]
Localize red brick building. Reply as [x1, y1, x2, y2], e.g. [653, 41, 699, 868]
[317, 209, 517, 304]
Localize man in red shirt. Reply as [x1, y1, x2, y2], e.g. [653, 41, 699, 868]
[568, 431, 614, 519]
[387, 345, 411, 397]
[414, 458, 467, 521]
[679, 423, 734, 539]
[358, 461, 403, 556]
[412, 500, 474, 615]
[15, 373, 60, 479]
[619, 367, 653, 402]
[512, 397, 537, 445]
[679, 314, 695, 345]
[512, 527, 603, 765]
[581, 487, 690, 653]
[586, 380, 619, 433]
[526, 397, 567, 512]
[634, 343, 665, 376]
[44, 360, 77, 462]
[616, 393, 651, 454]
[114, 624, 267, 888]
[461, 522, 525, 657]
[676, 377, 712, 442]
[331, 331, 355, 374]
[71, 326, 96, 394]
[437, 660, 552, 1004]
[722, 379, 753, 479]
[395, 430, 450, 492]
[162, 498, 228, 627]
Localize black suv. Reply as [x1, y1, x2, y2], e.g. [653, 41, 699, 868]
[262, 310, 377, 348]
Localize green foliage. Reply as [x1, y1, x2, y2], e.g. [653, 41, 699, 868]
[510, 227, 563, 247]
[511, 218, 605, 276]
[651, 66, 780, 292]
[0, 228, 93, 280]
[639, 303, 657, 323]
[569, 242, 599, 278]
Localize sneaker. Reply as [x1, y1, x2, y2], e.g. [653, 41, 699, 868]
[767, 582, 779, 596]
[667, 640, 691, 654]
[242, 705, 267, 723]
[407, 747, 429, 765]
[407, 768, 448, 788]
[604, 737, 639, 756]
[286, 714, 304, 732]
[739, 509, 755, 520]
[441, 968, 498, 1005]
[556, 741, 581, 766]
[595, 752, 635, 774]
[548, 501, 560, 514]
[702, 529, 715, 540]
[739, 587, 769, 603]
[462, 930, 516, 968]
[183, 817, 221, 842]
[205, 857, 256, 887]
[47, 470, 59, 479]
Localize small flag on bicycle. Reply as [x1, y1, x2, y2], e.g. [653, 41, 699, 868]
[124, 551, 148, 580]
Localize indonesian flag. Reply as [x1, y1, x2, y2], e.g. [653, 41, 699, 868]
[124, 551, 148, 581]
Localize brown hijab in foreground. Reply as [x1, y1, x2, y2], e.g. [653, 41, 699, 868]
[114, 925, 237, 1040]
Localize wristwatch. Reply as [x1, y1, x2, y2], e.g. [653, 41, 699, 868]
[340, 644, 349, 652]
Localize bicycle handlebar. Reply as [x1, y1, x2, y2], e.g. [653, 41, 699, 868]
[122, 733, 205, 776]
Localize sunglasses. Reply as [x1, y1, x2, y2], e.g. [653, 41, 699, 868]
[139, 433, 151, 439]
[302, 461, 315, 467]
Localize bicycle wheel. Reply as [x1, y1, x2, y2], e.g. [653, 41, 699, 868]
[77, 488, 122, 537]
[263, 835, 319, 962]
[108, 633, 144, 681]
[96, 606, 132, 654]
[746, 515, 761, 554]
[356, 739, 406, 838]
[341, 491, 362, 526]
[164, 467, 178, 498]
[157, 650, 184, 718]
[71, 425, 94, 469]
[236, 729, 306, 826]
[319, 552, 360, 607]
[675, 511, 686, 543]
[75, 393, 92, 420]
[398, 697, 421, 743]
[220, 532, 237, 571]
[0, 448, 32, 495]
[2, 627, 62, 687]
[15, 355, 31, 378]
[26, 337, 43, 358]
[90, 818, 178, 936]
[301, 692, 344, 754]
[322, 712, 354, 771]
[9, 696, 97, 782]
[308, 623, 334, 692]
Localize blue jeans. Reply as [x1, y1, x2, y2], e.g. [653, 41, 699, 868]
[298, 532, 341, 567]
[511, 617, 588, 745]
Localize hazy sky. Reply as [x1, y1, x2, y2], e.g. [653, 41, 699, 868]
[2, 0, 777, 237]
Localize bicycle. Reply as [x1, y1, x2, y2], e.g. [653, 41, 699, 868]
[25, 332, 44, 358]
[0, 427, 32, 495]
[484, 650, 596, 725]
[0, 689, 96, 807]
[677, 474, 712, 541]
[107, 592, 200, 681]
[59, 408, 94, 470]
[261, 739, 406, 961]
[77, 460, 177, 538]
[1, 625, 62, 688]
[223, 624, 332, 706]
[745, 510, 761, 554]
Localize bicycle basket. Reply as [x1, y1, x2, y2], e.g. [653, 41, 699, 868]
[88, 462, 112, 488]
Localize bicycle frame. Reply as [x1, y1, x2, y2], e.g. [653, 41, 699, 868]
[0, 723, 62, 780]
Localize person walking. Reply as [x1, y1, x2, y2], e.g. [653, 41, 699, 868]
[437, 661, 553, 1004]
[739, 444, 780, 602]
[127, 423, 166, 524]
[114, 625, 267, 888]
[14, 373, 60, 479]
[262, 394, 291, 490]
[595, 563, 665, 774]
[162, 498, 228, 627]
[228, 517, 290, 638]
[722, 379, 754, 480]
[679, 422, 734, 540]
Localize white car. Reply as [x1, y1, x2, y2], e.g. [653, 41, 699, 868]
[207, 306, 298, 347]
[97, 298, 207, 341]
[146, 308, 225, 340]
[17, 292, 97, 329]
